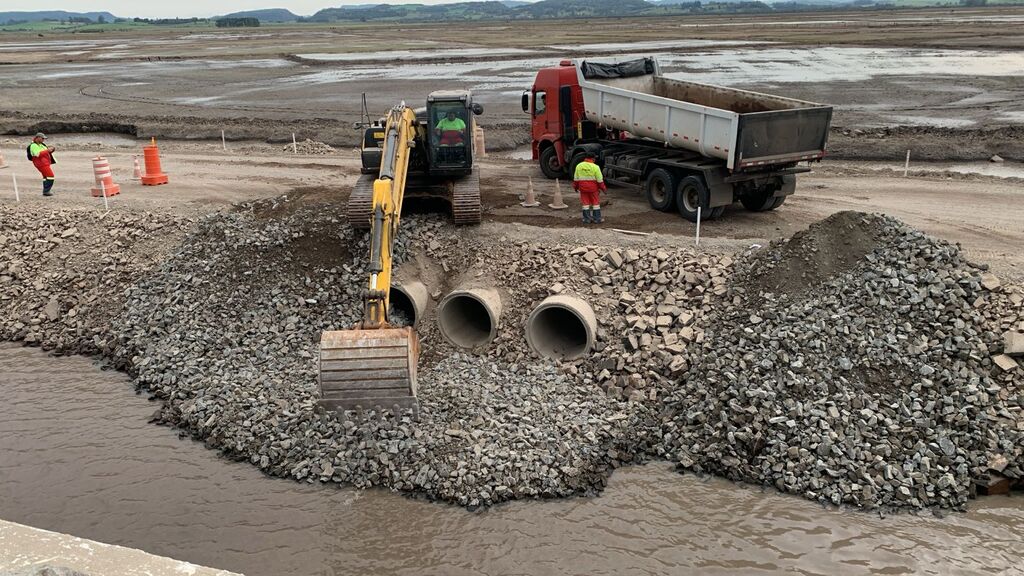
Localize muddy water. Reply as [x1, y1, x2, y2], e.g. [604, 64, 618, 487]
[1, 345, 1022, 576]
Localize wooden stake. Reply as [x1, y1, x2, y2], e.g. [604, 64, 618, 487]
[611, 228, 649, 236]
[695, 206, 702, 247]
[101, 180, 109, 212]
[12, 172, 19, 202]
[904, 149, 911, 177]
[292, 133, 298, 154]
[221, 129, 227, 151]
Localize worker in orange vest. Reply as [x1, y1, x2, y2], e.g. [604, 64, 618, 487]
[573, 154, 606, 224]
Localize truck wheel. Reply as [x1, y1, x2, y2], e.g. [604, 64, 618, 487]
[644, 168, 678, 212]
[675, 175, 710, 223]
[741, 190, 784, 212]
[539, 147, 565, 180]
[568, 153, 588, 178]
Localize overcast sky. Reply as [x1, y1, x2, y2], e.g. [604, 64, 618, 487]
[13, 1, 467, 19]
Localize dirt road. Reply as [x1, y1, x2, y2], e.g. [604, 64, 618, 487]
[3, 139, 1020, 280]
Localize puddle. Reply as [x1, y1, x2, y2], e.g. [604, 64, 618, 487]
[280, 47, 1024, 92]
[297, 47, 537, 62]
[887, 115, 977, 128]
[549, 39, 765, 51]
[860, 161, 1024, 180]
[503, 146, 534, 160]
[15, 132, 144, 147]
[658, 47, 1024, 85]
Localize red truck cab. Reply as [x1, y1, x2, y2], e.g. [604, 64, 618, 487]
[522, 60, 585, 179]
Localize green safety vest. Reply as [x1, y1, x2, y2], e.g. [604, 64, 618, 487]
[573, 160, 604, 182]
[436, 117, 466, 132]
[29, 142, 48, 158]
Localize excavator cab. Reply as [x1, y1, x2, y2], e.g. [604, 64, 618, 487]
[425, 91, 483, 175]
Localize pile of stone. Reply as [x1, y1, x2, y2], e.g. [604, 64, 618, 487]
[91, 206, 652, 507]
[1, 202, 1020, 512]
[286, 139, 335, 155]
[657, 212, 1023, 509]
[0, 206, 195, 355]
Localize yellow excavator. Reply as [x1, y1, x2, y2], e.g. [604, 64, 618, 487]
[318, 91, 483, 415]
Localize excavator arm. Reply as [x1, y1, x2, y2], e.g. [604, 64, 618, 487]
[318, 105, 421, 415]
[362, 105, 416, 329]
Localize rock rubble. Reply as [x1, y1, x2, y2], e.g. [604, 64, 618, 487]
[657, 212, 1023, 509]
[1, 203, 1020, 511]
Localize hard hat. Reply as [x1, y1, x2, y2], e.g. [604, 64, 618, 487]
[34, 132, 47, 139]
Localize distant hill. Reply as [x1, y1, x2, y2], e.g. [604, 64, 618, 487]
[219, 8, 299, 22]
[310, 1, 516, 21]
[306, 0, 828, 22]
[0, 10, 118, 24]
[518, 0, 653, 17]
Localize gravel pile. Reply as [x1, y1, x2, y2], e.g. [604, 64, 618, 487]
[657, 212, 1023, 510]
[0, 206, 195, 354]
[286, 139, 336, 155]
[92, 204, 648, 506]
[2, 202, 1020, 511]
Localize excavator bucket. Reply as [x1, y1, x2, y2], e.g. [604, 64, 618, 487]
[318, 327, 419, 415]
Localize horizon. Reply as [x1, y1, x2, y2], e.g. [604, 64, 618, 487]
[1, 1, 505, 19]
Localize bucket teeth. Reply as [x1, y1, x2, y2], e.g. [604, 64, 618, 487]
[346, 174, 376, 230]
[318, 327, 419, 415]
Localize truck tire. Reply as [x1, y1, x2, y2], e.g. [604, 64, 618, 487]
[675, 175, 711, 223]
[568, 153, 588, 179]
[539, 146, 565, 180]
[644, 168, 678, 212]
[741, 190, 785, 212]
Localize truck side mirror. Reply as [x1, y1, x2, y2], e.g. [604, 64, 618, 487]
[472, 103, 484, 116]
[521, 91, 529, 114]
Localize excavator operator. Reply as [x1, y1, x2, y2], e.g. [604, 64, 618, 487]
[435, 110, 466, 146]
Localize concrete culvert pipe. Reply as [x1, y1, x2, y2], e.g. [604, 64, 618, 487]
[526, 295, 597, 360]
[390, 281, 428, 328]
[438, 288, 502, 349]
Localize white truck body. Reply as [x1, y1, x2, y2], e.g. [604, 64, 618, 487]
[576, 58, 832, 171]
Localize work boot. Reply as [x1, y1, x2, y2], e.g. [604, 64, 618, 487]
[592, 207, 604, 224]
[581, 208, 592, 224]
[42, 180, 54, 197]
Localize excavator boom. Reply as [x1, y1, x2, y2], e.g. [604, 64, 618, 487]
[319, 105, 421, 415]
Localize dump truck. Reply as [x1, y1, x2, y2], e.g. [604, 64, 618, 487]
[524, 57, 833, 221]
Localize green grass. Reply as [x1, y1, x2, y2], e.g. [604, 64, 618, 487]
[0, 20, 220, 33]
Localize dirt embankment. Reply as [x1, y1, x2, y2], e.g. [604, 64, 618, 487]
[4, 107, 1020, 161]
[0, 110, 532, 152]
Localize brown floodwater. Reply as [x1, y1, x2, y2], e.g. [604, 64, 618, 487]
[1, 344, 1022, 576]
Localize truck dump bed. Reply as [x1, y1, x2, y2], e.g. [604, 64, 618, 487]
[577, 58, 832, 170]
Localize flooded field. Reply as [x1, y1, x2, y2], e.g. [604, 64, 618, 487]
[1, 344, 1022, 576]
[3, 38, 1023, 131]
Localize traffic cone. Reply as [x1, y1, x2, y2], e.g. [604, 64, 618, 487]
[132, 155, 143, 180]
[521, 176, 540, 207]
[141, 137, 169, 186]
[548, 178, 568, 210]
[90, 156, 120, 197]
[0, 148, 8, 169]
[474, 125, 487, 158]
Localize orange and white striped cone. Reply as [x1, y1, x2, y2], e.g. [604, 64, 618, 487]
[0, 148, 8, 169]
[132, 155, 143, 180]
[90, 156, 121, 197]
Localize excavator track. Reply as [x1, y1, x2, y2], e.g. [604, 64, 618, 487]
[346, 174, 375, 230]
[451, 168, 482, 225]
[318, 328, 419, 415]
